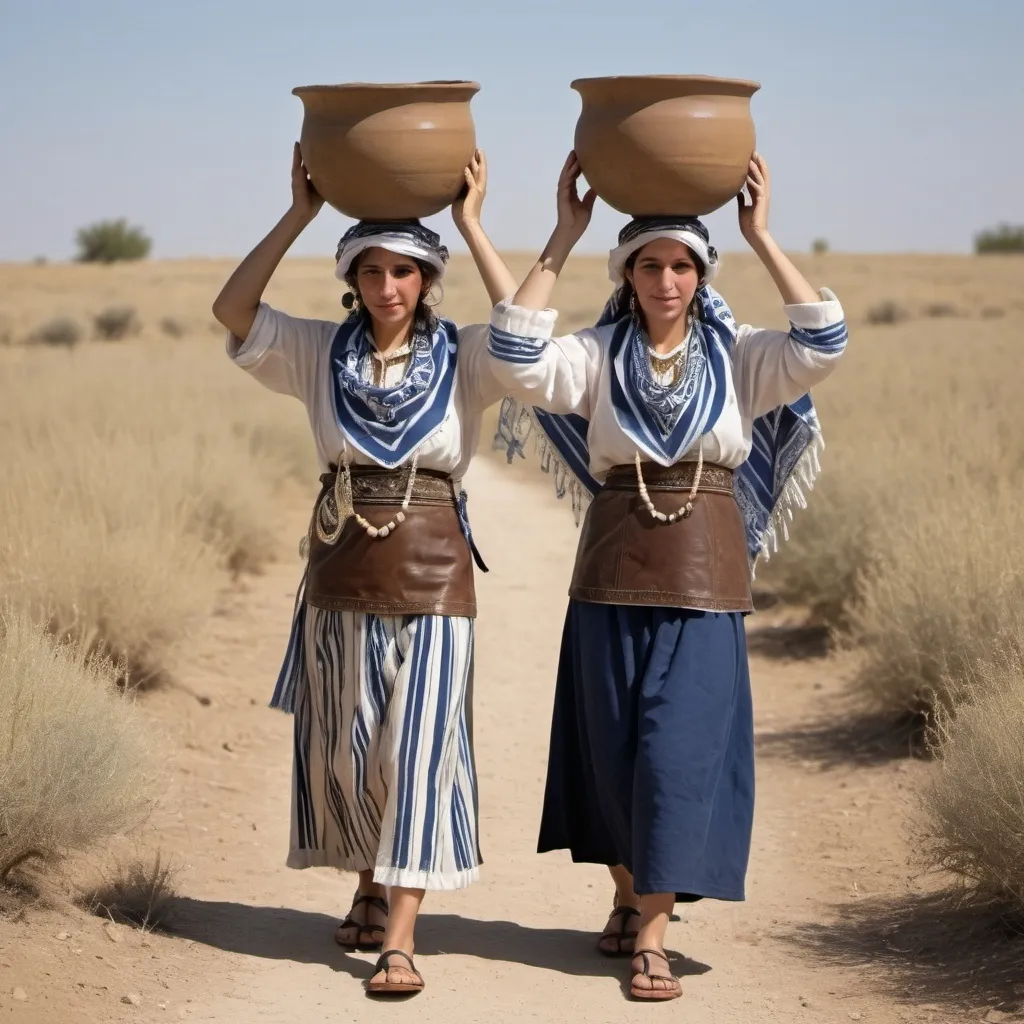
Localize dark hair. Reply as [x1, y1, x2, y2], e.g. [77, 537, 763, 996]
[622, 244, 705, 327]
[342, 251, 441, 332]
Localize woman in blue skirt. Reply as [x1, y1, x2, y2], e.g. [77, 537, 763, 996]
[489, 152, 848, 1000]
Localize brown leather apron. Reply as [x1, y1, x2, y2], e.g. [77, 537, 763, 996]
[569, 461, 753, 612]
[304, 466, 477, 618]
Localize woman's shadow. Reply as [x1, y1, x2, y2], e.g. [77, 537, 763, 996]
[165, 896, 710, 994]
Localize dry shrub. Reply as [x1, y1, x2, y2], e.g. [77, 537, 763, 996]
[0, 610, 153, 881]
[844, 490, 1024, 715]
[27, 317, 82, 348]
[923, 302, 960, 318]
[159, 315, 186, 338]
[0, 342, 310, 681]
[755, 445, 878, 629]
[93, 305, 140, 340]
[0, 429, 224, 681]
[84, 851, 179, 931]
[866, 299, 909, 325]
[916, 638, 1024, 908]
[758, 316, 1021, 671]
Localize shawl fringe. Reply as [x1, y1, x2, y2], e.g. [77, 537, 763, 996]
[493, 395, 593, 525]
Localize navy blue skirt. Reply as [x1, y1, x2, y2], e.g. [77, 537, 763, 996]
[537, 600, 754, 901]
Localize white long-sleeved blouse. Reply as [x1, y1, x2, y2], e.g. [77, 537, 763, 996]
[487, 290, 848, 479]
[226, 303, 507, 481]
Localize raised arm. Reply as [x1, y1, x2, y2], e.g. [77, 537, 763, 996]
[732, 154, 848, 416]
[212, 143, 324, 341]
[738, 152, 822, 305]
[509, 151, 597, 311]
[478, 152, 599, 414]
[451, 149, 517, 306]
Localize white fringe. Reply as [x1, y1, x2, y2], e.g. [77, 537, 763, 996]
[752, 430, 824, 577]
[492, 396, 593, 526]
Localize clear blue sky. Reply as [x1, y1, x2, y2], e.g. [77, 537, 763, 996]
[1, 0, 1021, 261]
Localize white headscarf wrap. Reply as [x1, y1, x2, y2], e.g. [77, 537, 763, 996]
[606, 215, 720, 286]
[334, 220, 449, 282]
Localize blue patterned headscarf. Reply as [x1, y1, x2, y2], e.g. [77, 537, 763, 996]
[494, 215, 825, 568]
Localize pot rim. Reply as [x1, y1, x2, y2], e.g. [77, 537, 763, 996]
[293, 80, 480, 97]
[571, 74, 760, 95]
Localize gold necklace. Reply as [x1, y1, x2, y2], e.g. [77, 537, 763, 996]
[647, 324, 692, 387]
[648, 347, 688, 387]
[369, 346, 412, 388]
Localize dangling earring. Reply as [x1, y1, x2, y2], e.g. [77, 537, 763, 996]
[628, 290, 640, 322]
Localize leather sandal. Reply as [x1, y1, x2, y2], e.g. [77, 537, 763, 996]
[366, 949, 424, 996]
[630, 948, 682, 1001]
[598, 905, 641, 956]
[334, 893, 389, 951]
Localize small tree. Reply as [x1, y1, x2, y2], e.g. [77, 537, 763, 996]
[974, 224, 1024, 255]
[811, 238, 829, 255]
[75, 219, 152, 264]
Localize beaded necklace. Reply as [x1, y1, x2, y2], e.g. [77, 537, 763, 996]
[315, 440, 419, 544]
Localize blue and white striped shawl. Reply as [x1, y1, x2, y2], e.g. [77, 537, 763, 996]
[331, 310, 460, 468]
[494, 286, 827, 568]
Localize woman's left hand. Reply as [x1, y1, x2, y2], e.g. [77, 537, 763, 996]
[737, 152, 770, 245]
[555, 151, 598, 242]
[452, 149, 488, 232]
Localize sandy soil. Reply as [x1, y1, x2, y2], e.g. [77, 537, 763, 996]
[7, 453, 1019, 1024]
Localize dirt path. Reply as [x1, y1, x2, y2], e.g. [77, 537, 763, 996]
[1, 459, 983, 1023]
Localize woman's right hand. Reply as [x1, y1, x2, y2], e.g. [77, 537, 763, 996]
[291, 142, 324, 222]
[555, 151, 597, 243]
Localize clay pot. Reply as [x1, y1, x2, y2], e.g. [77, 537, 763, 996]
[292, 81, 480, 220]
[571, 76, 760, 217]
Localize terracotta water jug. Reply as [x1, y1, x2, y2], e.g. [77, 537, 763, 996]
[292, 81, 480, 220]
[571, 76, 760, 217]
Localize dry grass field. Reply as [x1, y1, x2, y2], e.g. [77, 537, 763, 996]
[1, 251, 1023, 1020]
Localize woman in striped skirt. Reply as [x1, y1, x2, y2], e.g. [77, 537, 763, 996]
[213, 145, 516, 995]
[488, 152, 848, 1000]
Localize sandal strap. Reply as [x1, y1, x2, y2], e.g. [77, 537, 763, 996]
[352, 893, 389, 915]
[633, 947, 670, 961]
[608, 906, 640, 921]
[600, 905, 641, 942]
[632, 948, 677, 983]
[374, 949, 421, 979]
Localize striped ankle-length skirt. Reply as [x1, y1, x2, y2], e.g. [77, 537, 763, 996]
[285, 605, 482, 890]
[538, 600, 754, 902]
